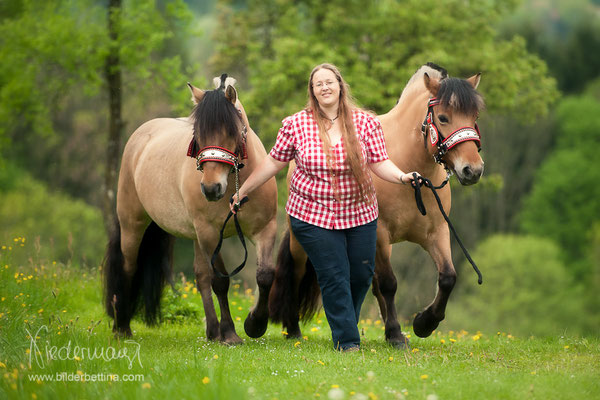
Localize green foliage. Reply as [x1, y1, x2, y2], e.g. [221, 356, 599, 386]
[211, 0, 558, 145]
[0, 0, 198, 203]
[519, 96, 600, 278]
[500, 0, 600, 93]
[448, 234, 588, 336]
[0, 164, 105, 266]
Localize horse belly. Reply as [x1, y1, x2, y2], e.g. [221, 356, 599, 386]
[130, 120, 198, 238]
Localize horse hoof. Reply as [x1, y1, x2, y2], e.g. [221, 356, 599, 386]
[413, 310, 440, 338]
[112, 324, 132, 338]
[244, 314, 268, 338]
[222, 335, 244, 346]
[388, 335, 410, 349]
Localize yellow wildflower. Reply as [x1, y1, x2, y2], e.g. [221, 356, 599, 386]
[142, 383, 151, 389]
[202, 377, 210, 384]
[420, 374, 429, 380]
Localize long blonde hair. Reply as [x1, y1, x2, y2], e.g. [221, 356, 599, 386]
[306, 63, 374, 203]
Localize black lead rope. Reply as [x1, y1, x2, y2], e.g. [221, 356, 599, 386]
[211, 196, 249, 278]
[411, 173, 483, 285]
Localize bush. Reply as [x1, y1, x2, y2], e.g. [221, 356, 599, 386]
[446, 234, 588, 337]
[0, 164, 105, 266]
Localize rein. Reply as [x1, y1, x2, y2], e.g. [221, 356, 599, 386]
[210, 196, 249, 278]
[410, 173, 483, 285]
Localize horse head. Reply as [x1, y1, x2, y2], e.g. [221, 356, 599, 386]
[188, 75, 245, 201]
[423, 72, 485, 185]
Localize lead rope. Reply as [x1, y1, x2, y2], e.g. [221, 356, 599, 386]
[210, 161, 249, 278]
[410, 173, 483, 284]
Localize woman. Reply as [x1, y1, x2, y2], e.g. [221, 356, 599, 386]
[231, 63, 419, 351]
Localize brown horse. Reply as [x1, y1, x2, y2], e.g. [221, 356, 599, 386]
[268, 63, 484, 347]
[103, 75, 277, 344]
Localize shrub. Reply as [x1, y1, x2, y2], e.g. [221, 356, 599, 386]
[446, 234, 587, 337]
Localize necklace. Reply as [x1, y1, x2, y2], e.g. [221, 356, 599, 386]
[328, 115, 339, 124]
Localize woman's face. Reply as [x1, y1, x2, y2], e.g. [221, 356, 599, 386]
[312, 68, 340, 109]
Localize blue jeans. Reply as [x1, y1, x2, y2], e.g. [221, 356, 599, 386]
[289, 216, 377, 350]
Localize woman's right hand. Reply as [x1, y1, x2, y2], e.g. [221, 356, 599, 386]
[229, 193, 249, 214]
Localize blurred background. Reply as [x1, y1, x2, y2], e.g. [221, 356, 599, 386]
[1, 0, 598, 337]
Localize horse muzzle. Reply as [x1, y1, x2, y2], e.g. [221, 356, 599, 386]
[201, 182, 227, 201]
[455, 163, 484, 186]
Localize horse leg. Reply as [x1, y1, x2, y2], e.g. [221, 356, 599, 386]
[111, 216, 149, 336]
[375, 237, 409, 348]
[193, 241, 220, 341]
[244, 218, 277, 338]
[211, 253, 243, 345]
[413, 229, 456, 338]
[371, 275, 387, 322]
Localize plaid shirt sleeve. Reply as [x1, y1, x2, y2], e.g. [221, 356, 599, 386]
[363, 114, 389, 164]
[269, 116, 296, 162]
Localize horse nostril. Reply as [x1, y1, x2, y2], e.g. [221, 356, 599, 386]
[215, 183, 222, 194]
[462, 165, 473, 179]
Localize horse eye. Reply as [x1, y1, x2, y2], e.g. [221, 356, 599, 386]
[438, 115, 449, 124]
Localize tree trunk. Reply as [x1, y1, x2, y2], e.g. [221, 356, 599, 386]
[103, 0, 123, 234]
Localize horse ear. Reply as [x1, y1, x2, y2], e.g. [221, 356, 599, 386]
[467, 73, 481, 89]
[187, 82, 205, 105]
[423, 73, 440, 96]
[225, 85, 237, 104]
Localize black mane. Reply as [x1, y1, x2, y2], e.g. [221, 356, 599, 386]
[437, 77, 485, 116]
[191, 87, 241, 150]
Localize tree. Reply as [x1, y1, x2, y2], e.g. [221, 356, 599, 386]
[519, 96, 600, 280]
[210, 0, 558, 147]
[0, 0, 196, 230]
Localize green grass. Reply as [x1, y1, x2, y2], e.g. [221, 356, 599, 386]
[1, 241, 599, 399]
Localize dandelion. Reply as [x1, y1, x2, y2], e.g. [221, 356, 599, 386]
[192, 288, 198, 294]
[76, 370, 83, 376]
[0, 362, 6, 368]
[311, 327, 319, 332]
[303, 336, 309, 341]
[531, 371, 537, 375]
[37, 309, 43, 314]
[449, 338, 456, 343]
[564, 345, 570, 349]
[32, 394, 37, 399]
[368, 392, 378, 400]
[294, 341, 301, 348]
[213, 355, 219, 360]
[420, 374, 429, 380]
[281, 331, 288, 336]
[202, 377, 210, 384]
[182, 294, 188, 299]
[142, 383, 151, 389]
[440, 339, 446, 344]
[472, 334, 481, 341]
[411, 348, 420, 353]
[388, 356, 394, 362]
[331, 384, 339, 388]
[317, 360, 325, 365]
[236, 317, 241, 321]
[371, 349, 376, 353]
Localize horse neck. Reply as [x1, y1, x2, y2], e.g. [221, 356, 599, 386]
[382, 87, 441, 178]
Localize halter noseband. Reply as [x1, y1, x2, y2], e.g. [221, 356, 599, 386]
[421, 97, 481, 166]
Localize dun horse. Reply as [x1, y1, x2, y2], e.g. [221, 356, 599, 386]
[269, 63, 485, 346]
[103, 75, 277, 344]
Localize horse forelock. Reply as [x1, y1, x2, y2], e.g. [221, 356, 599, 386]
[191, 89, 242, 149]
[437, 78, 485, 116]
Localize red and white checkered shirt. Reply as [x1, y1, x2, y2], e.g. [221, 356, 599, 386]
[269, 109, 389, 229]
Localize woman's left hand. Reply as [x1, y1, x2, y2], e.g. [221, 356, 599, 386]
[400, 172, 421, 185]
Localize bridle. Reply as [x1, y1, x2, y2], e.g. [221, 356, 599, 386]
[421, 97, 481, 168]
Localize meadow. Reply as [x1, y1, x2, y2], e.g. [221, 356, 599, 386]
[1, 239, 599, 400]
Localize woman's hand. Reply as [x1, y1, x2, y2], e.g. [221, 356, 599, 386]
[400, 172, 421, 186]
[229, 193, 249, 214]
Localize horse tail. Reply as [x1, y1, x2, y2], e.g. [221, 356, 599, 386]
[103, 220, 174, 327]
[136, 221, 175, 325]
[269, 229, 321, 326]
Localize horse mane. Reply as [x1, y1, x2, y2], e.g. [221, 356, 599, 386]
[402, 62, 484, 115]
[437, 77, 485, 116]
[190, 75, 242, 150]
